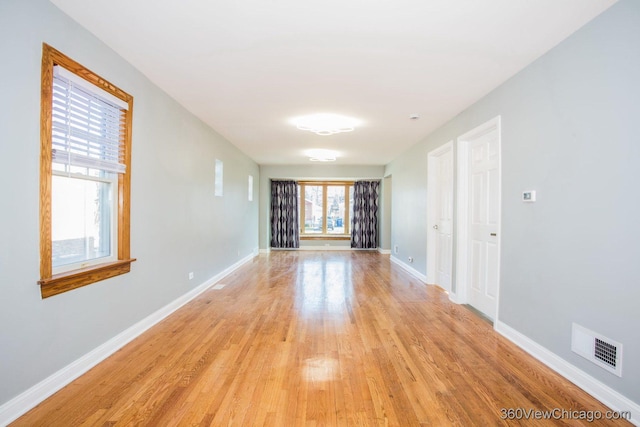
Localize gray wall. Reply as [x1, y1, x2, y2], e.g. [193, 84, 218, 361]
[378, 175, 392, 251]
[259, 165, 385, 250]
[386, 0, 639, 403]
[0, 0, 258, 406]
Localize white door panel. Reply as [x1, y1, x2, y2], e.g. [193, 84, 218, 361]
[427, 142, 454, 293]
[470, 240, 484, 292]
[463, 123, 501, 320]
[488, 169, 500, 225]
[486, 241, 499, 298]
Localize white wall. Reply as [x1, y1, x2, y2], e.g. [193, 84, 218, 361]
[386, 0, 639, 406]
[0, 0, 258, 408]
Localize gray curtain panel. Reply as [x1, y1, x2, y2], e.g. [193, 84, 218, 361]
[270, 180, 300, 248]
[351, 180, 380, 249]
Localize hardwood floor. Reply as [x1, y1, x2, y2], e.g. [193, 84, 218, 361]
[13, 251, 630, 426]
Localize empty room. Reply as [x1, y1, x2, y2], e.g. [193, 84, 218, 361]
[0, 0, 638, 425]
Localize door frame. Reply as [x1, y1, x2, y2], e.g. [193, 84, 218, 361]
[426, 141, 453, 292]
[453, 116, 502, 322]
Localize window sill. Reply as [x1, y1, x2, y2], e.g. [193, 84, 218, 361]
[38, 258, 136, 298]
[300, 235, 350, 241]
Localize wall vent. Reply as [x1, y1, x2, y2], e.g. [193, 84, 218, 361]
[571, 323, 622, 377]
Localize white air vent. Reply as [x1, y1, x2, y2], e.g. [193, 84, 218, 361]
[571, 323, 622, 377]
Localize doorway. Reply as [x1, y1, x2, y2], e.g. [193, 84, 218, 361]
[455, 117, 501, 321]
[426, 142, 454, 293]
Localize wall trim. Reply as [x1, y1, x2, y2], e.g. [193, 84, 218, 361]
[390, 255, 427, 283]
[0, 253, 257, 426]
[495, 321, 639, 426]
[298, 245, 352, 251]
[268, 247, 385, 252]
[448, 291, 465, 305]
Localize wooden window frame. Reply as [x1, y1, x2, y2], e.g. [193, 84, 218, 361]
[299, 181, 353, 240]
[38, 44, 135, 298]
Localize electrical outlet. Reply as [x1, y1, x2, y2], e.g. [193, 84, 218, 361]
[394, 245, 399, 254]
[188, 272, 194, 280]
[522, 190, 536, 202]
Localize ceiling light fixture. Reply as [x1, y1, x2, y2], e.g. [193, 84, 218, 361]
[307, 149, 337, 162]
[293, 113, 360, 136]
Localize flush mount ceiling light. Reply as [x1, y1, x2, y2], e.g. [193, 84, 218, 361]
[306, 149, 337, 162]
[293, 113, 360, 136]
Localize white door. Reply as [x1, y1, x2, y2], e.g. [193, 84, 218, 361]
[455, 117, 501, 319]
[467, 127, 500, 319]
[427, 142, 453, 292]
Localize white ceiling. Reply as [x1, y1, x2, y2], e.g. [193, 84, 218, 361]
[50, 0, 616, 165]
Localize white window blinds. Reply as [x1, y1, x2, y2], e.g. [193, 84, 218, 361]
[52, 66, 128, 174]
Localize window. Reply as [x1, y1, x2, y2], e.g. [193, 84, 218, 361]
[215, 159, 223, 197]
[298, 181, 353, 238]
[39, 44, 135, 298]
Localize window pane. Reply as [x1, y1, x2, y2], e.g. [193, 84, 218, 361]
[52, 175, 113, 268]
[215, 159, 223, 196]
[303, 185, 323, 234]
[326, 186, 345, 234]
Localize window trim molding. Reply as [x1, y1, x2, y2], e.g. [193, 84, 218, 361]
[39, 43, 135, 298]
[300, 236, 350, 241]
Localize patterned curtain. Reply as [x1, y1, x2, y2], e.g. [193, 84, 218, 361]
[270, 180, 300, 248]
[351, 180, 380, 249]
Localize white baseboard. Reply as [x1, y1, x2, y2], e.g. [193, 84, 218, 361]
[298, 245, 352, 251]
[0, 254, 256, 426]
[266, 246, 384, 252]
[389, 256, 427, 282]
[448, 291, 465, 305]
[495, 321, 639, 426]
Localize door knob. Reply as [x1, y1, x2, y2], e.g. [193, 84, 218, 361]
[433, 225, 439, 230]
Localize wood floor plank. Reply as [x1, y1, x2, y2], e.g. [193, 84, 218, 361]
[11, 251, 632, 426]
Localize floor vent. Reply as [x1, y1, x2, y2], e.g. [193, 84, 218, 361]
[212, 284, 226, 290]
[571, 323, 622, 377]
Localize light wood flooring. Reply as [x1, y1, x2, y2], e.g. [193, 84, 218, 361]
[13, 251, 631, 426]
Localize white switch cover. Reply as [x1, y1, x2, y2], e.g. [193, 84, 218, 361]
[522, 190, 536, 202]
